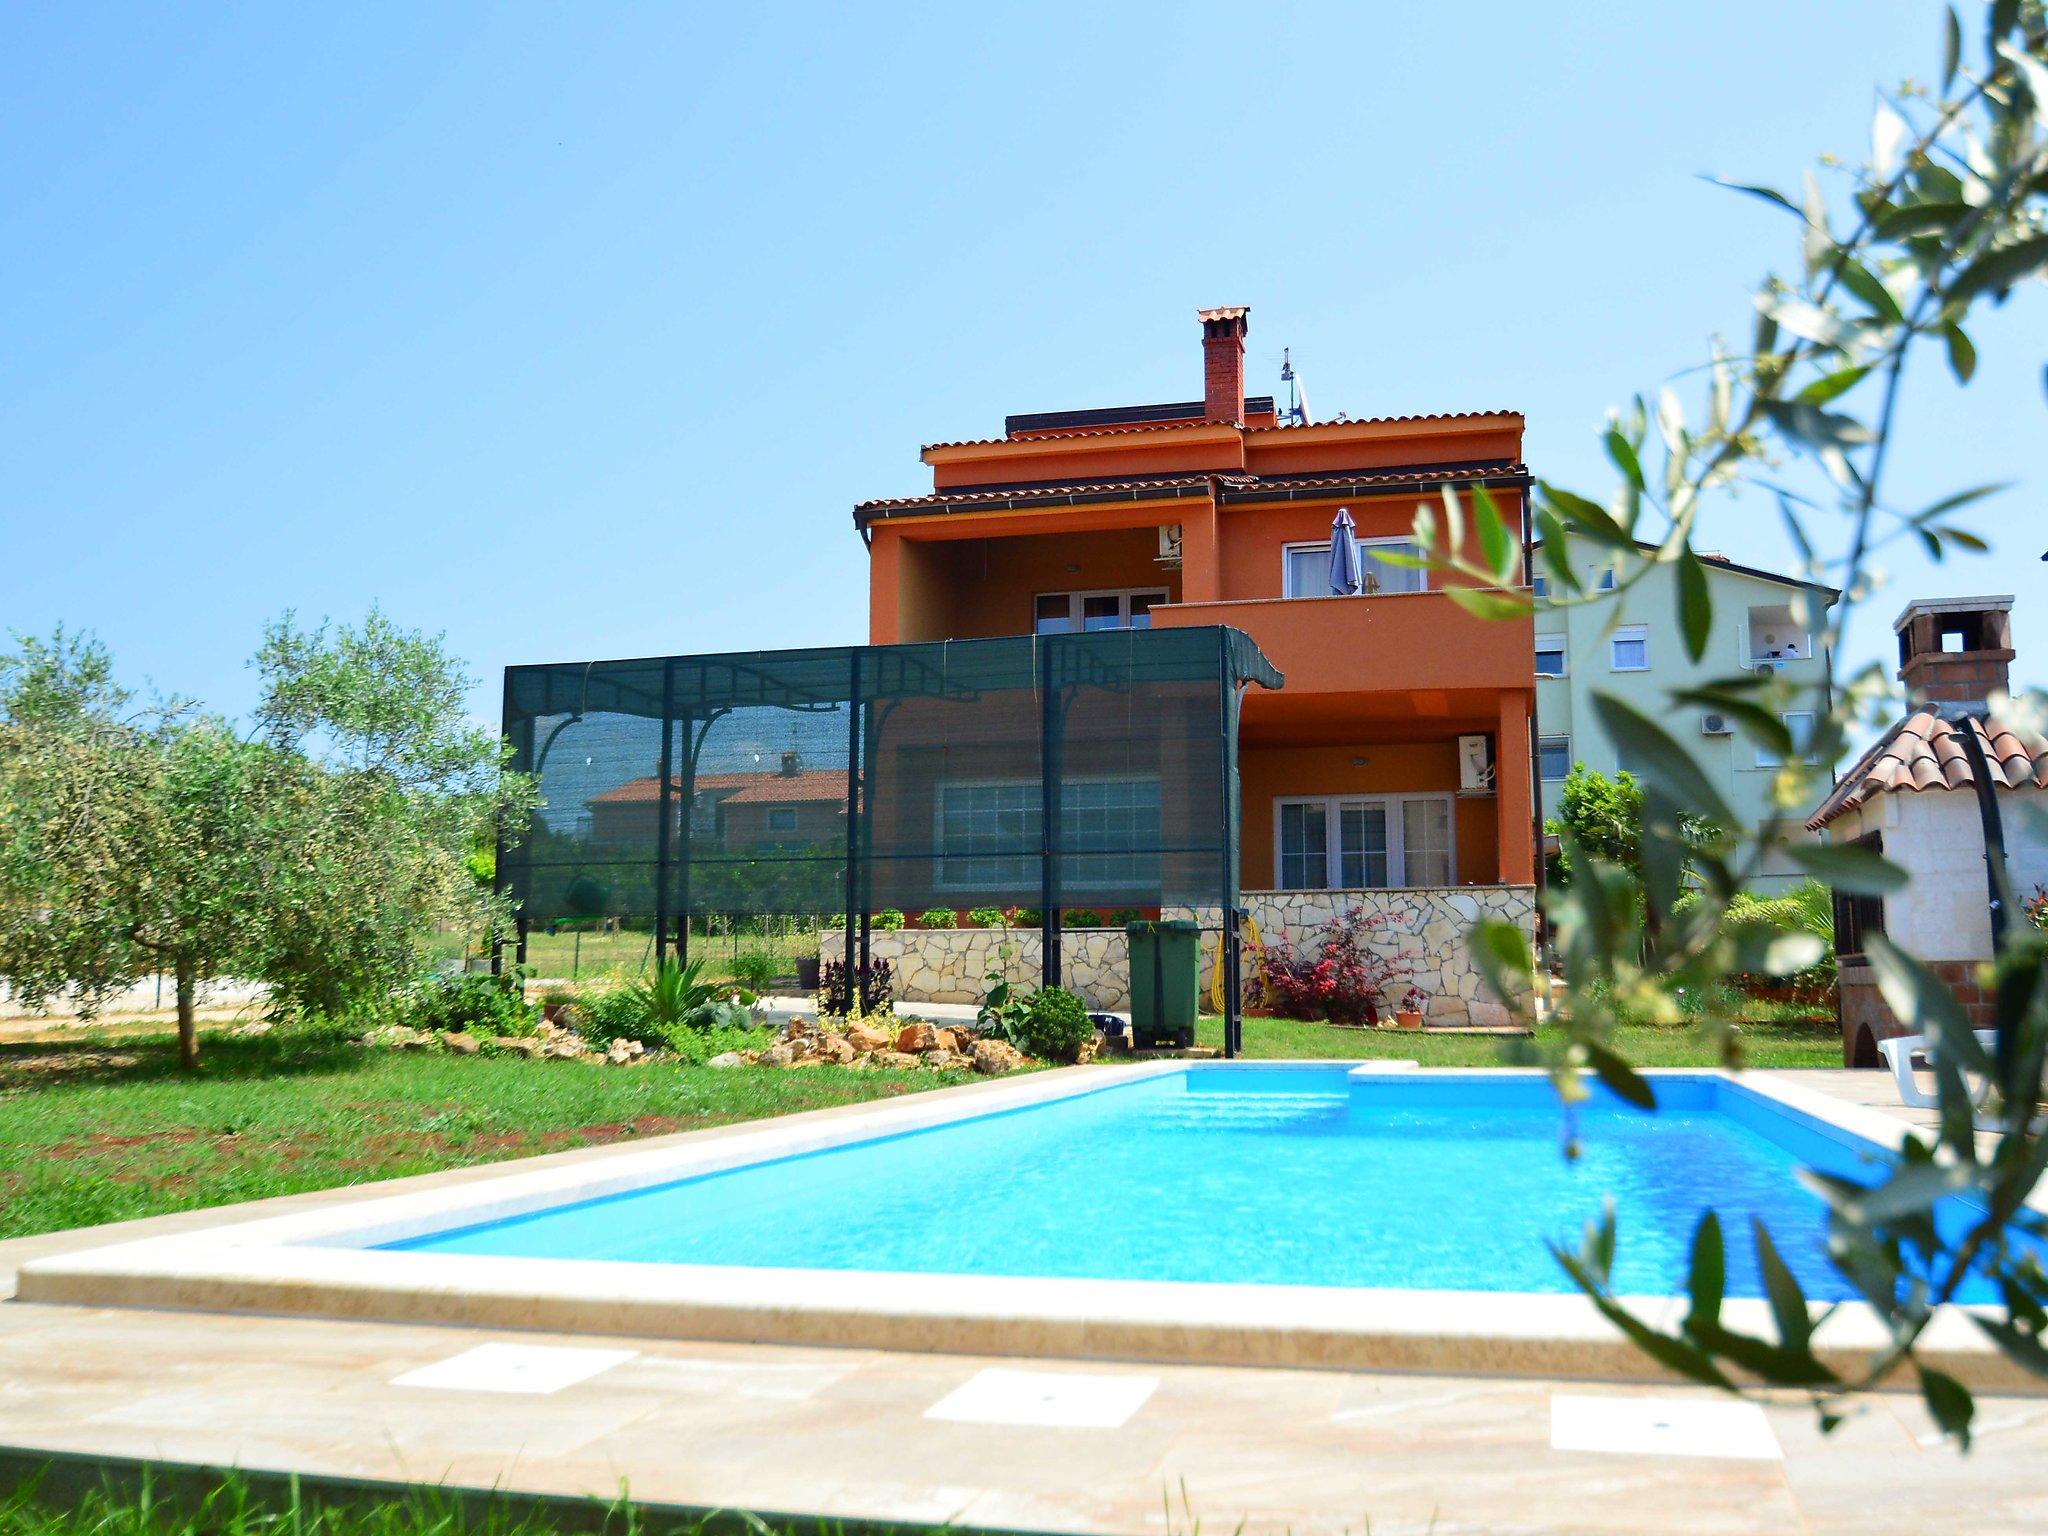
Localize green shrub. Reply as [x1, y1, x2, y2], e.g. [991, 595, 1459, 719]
[966, 907, 1006, 929]
[1107, 908, 1145, 927]
[1724, 878, 1836, 988]
[871, 908, 906, 931]
[728, 951, 777, 992]
[401, 974, 538, 1038]
[1009, 906, 1043, 927]
[573, 986, 660, 1048]
[1014, 986, 1093, 1062]
[1062, 908, 1104, 928]
[675, 998, 754, 1041]
[917, 906, 957, 928]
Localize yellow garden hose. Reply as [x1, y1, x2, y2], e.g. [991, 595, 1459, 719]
[1207, 910, 1265, 1015]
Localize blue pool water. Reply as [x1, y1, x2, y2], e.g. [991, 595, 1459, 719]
[373, 1067, 1979, 1300]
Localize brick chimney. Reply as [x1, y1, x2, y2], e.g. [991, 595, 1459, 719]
[1895, 595, 2016, 715]
[1198, 305, 1249, 424]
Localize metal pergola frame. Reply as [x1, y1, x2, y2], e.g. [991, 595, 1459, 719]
[497, 628, 1282, 1056]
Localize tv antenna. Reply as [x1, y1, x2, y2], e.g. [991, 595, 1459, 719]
[1280, 348, 1311, 426]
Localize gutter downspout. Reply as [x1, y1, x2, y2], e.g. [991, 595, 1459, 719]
[1955, 714, 2014, 1078]
[1522, 485, 1548, 987]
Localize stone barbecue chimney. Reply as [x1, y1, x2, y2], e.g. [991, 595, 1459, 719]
[1895, 595, 2015, 715]
[1198, 305, 1249, 425]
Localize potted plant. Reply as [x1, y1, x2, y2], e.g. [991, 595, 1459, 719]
[538, 984, 577, 1026]
[1393, 986, 1427, 1031]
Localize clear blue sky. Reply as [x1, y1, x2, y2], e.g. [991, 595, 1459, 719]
[4, 2, 2042, 722]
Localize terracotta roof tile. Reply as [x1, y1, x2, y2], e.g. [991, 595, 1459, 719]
[855, 462, 1527, 517]
[1807, 710, 2048, 827]
[856, 474, 1222, 515]
[587, 771, 847, 808]
[923, 422, 1240, 452]
[918, 408, 1522, 454]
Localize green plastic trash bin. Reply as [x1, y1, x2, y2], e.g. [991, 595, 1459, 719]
[1127, 919, 1200, 1049]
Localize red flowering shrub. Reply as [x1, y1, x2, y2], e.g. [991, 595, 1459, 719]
[1252, 907, 1417, 1025]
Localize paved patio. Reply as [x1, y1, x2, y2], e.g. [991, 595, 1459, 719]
[1, 1070, 2041, 1535]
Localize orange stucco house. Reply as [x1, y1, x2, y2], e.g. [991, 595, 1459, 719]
[862, 307, 1534, 880]
[855, 307, 1538, 1021]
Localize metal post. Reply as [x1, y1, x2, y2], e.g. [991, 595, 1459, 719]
[515, 914, 528, 969]
[859, 695, 877, 990]
[1220, 655, 1243, 1059]
[676, 711, 699, 975]
[492, 666, 518, 983]
[843, 651, 863, 1012]
[652, 662, 676, 970]
[1038, 638, 1062, 992]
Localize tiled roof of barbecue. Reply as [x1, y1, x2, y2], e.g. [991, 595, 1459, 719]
[1807, 710, 2048, 828]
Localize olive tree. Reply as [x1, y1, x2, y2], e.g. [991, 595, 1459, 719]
[0, 632, 280, 1068]
[0, 613, 532, 1068]
[1432, 0, 2048, 1446]
[248, 609, 533, 1018]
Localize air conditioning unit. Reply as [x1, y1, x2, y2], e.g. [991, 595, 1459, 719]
[1456, 732, 1496, 795]
[1755, 660, 1782, 678]
[1701, 713, 1733, 736]
[1156, 524, 1184, 568]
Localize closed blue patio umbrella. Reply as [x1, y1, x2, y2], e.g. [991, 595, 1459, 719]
[1328, 506, 1363, 595]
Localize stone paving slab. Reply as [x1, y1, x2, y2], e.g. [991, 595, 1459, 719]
[2, 1299, 2043, 1534]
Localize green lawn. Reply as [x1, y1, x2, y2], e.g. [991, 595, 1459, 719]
[422, 925, 823, 986]
[1204, 1013, 1845, 1069]
[0, 1026, 970, 1242]
[0, 1468, 852, 1536]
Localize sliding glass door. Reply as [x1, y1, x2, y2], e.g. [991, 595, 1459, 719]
[1275, 794, 1455, 891]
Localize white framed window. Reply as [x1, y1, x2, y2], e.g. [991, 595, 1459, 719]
[1281, 538, 1427, 599]
[1532, 573, 1549, 599]
[765, 806, 798, 833]
[1539, 735, 1572, 781]
[1534, 634, 1567, 678]
[1274, 793, 1456, 891]
[1033, 588, 1166, 636]
[1610, 624, 1649, 672]
[1756, 711, 1818, 768]
[1598, 568, 1617, 591]
[935, 777, 1161, 890]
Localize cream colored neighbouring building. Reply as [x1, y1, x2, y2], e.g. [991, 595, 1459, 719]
[1534, 541, 1837, 891]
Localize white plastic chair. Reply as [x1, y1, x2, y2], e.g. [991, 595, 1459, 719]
[1877, 1030, 2001, 1122]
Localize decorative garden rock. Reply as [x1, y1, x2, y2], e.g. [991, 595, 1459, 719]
[970, 1039, 1027, 1075]
[845, 1020, 892, 1053]
[893, 1021, 940, 1053]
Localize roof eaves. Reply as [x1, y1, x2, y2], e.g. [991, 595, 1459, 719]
[853, 475, 1224, 524]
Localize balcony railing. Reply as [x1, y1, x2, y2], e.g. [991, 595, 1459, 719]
[1150, 589, 1532, 695]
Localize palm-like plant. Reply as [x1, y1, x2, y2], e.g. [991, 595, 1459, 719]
[622, 957, 720, 1027]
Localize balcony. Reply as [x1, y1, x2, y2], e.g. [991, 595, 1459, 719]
[1163, 593, 1531, 712]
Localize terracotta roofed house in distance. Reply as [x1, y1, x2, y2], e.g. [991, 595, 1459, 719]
[855, 307, 1539, 1020]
